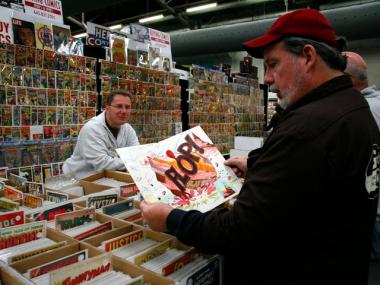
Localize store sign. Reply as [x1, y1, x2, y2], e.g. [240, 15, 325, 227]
[23, 0, 63, 24]
[149, 28, 170, 47]
[86, 22, 110, 48]
[0, 8, 14, 43]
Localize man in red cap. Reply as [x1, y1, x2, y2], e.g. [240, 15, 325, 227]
[140, 9, 380, 284]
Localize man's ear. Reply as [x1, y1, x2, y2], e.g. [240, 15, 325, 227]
[302, 44, 318, 72]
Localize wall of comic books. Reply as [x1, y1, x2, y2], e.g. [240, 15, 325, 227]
[189, 65, 265, 155]
[0, 41, 98, 182]
[99, 61, 182, 144]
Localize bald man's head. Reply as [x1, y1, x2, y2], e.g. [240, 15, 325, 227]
[343, 51, 368, 91]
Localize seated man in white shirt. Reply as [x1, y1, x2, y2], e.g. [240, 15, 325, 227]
[63, 90, 139, 180]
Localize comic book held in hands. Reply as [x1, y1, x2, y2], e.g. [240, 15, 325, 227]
[116, 126, 242, 212]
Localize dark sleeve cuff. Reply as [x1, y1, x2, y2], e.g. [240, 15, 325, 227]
[166, 208, 187, 235]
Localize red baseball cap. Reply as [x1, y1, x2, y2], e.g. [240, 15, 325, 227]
[243, 9, 338, 58]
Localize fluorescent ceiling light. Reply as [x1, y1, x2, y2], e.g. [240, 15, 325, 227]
[186, 2, 217, 13]
[109, 24, 122, 30]
[139, 14, 164, 23]
[73, 33, 87, 39]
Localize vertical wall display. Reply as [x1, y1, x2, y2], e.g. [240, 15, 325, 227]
[99, 57, 182, 144]
[0, 42, 98, 182]
[188, 65, 265, 155]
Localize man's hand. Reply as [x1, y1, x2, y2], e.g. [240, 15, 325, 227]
[224, 156, 248, 178]
[139, 201, 173, 232]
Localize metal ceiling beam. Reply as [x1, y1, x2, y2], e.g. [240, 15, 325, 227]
[154, 0, 193, 29]
[170, 1, 380, 57]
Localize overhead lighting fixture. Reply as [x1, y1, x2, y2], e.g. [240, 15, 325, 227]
[186, 2, 217, 13]
[139, 14, 164, 23]
[109, 24, 122, 30]
[73, 33, 87, 39]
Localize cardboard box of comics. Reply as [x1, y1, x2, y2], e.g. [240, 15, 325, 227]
[6, 245, 173, 285]
[132, 239, 222, 285]
[45, 179, 112, 200]
[81, 170, 134, 185]
[52, 208, 129, 241]
[0, 221, 76, 265]
[84, 223, 172, 254]
[5, 242, 102, 284]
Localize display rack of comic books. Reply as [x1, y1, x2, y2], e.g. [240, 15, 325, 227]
[230, 75, 265, 137]
[188, 65, 265, 155]
[0, 42, 97, 183]
[99, 60, 182, 144]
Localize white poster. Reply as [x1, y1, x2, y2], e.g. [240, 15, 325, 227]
[0, 8, 14, 44]
[86, 22, 110, 48]
[23, 0, 63, 24]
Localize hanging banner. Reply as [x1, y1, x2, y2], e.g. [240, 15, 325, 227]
[0, 7, 14, 44]
[23, 0, 63, 24]
[86, 22, 110, 48]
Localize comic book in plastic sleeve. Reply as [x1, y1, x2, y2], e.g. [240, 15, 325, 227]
[116, 126, 242, 212]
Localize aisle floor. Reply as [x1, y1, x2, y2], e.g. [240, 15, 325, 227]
[368, 261, 380, 285]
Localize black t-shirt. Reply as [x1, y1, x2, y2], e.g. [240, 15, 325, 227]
[105, 118, 120, 139]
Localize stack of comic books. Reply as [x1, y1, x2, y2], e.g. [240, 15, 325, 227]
[54, 208, 112, 240]
[0, 221, 66, 264]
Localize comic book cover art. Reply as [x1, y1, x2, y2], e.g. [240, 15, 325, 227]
[1, 64, 12, 85]
[0, 85, 6, 104]
[32, 68, 41, 88]
[37, 88, 46, 105]
[52, 25, 71, 52]
[2, 127, 12, 142]
[63, 107, 73, 125]
[35, 48, 43, 68]
[42, 142, 56, 163]
[21, 144, 40, 166]
[85, 57, 96, 75]
[116, 126, 242, 212]
[56, 88, 64, 106]
[11, 126, 20, 142]
[23, 67, 32, 87]
[30, 107, 38, 125]
[19, 166, 33, 182]
[110, 35, 126, 64]
[15, 44, 27, 66]
[20, 126, 29, 141]
[51, 162, 60, 176]
[87, 91, 97, 107]
[12, 65, 22, 86]
[26, 46, 36, 67]
[37, 107, 46, 125]
[149, 46, 160, 70]
[35, 22, 54, 51]
[43, 50, 55, 70]
[127, 48, 137, 66]
[32, 165, 42, 183]
[4, 146, 20, 168]
[47, 70, 56, 88]
[56, 106, 63, 125]
[12, 18, 35, 47]
[42, 164, 51, 182]
[16, 86, 27, 105]
[21, 106, 31, 125]
[12, 105, 20, 126]
[43, 125, 54, 140]
[54, 53, 68, 71]
[85, 75, 96, 92]
[27, 87, 37, 105]
[47, 88, 57, 106]
[40, 68, 48, 88]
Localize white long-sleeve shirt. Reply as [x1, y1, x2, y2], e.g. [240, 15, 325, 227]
[63, 111, 139, 180]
